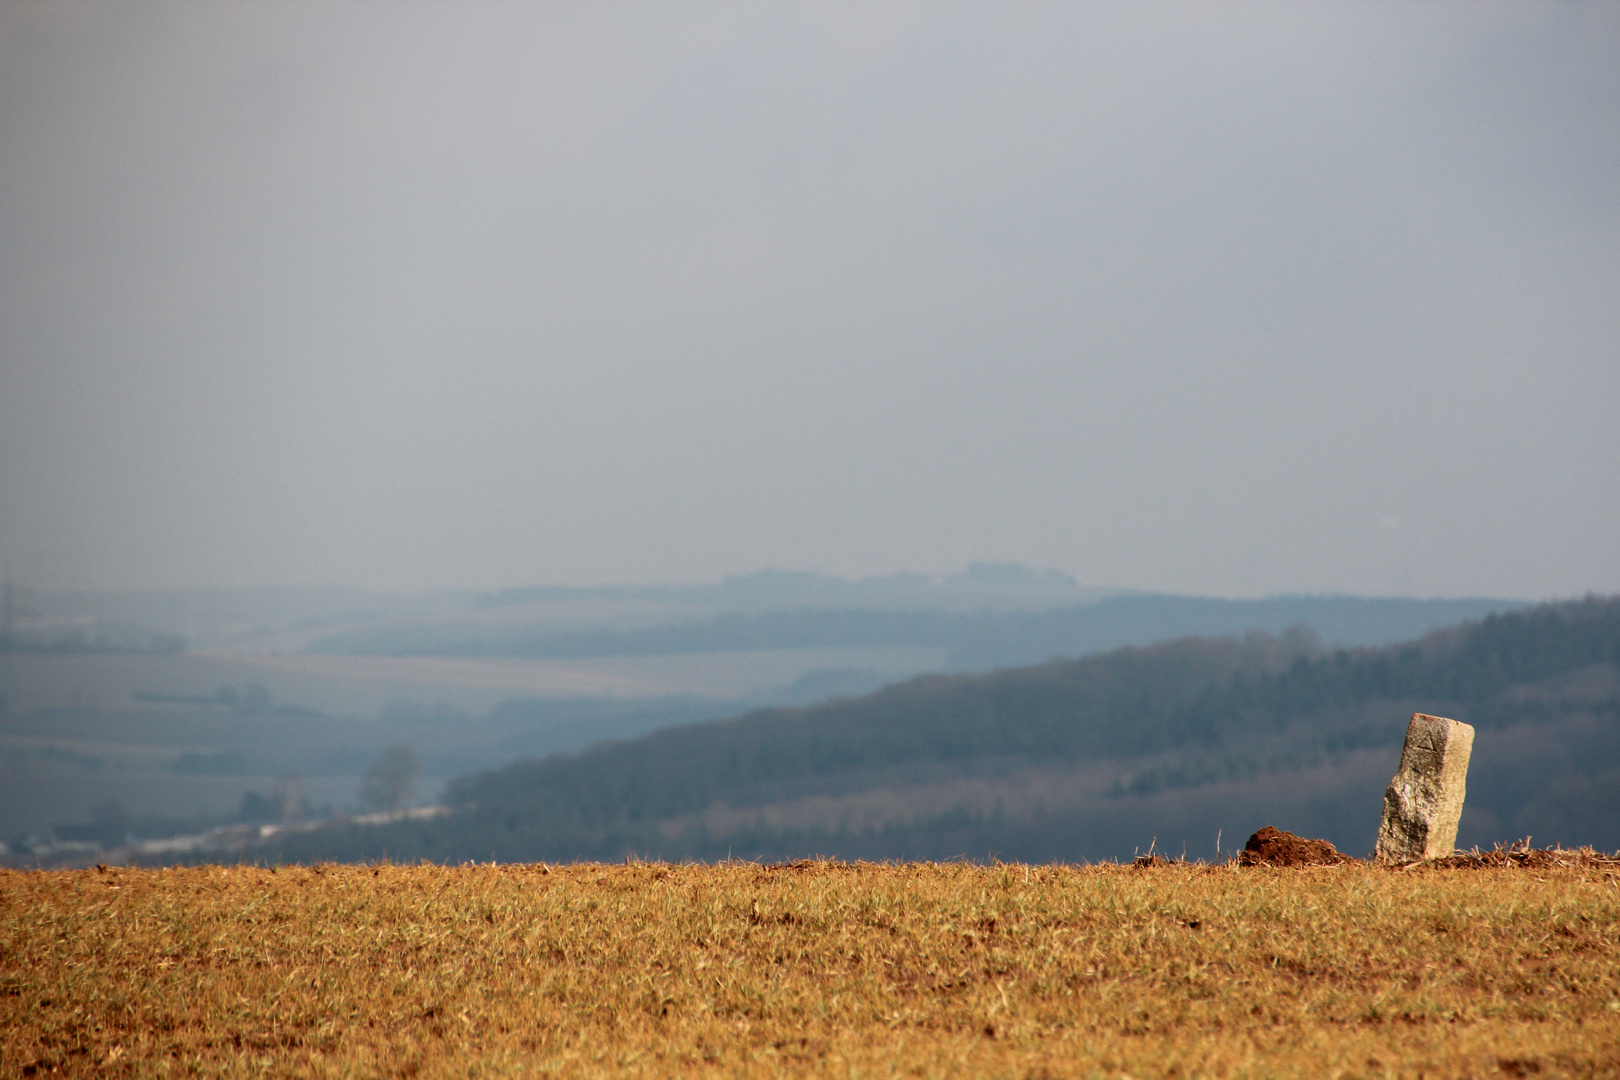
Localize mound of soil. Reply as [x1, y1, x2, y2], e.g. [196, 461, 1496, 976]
[1238, 826, 1356, 867]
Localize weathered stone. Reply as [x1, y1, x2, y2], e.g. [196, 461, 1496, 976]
[1375, 713, 1475, 863]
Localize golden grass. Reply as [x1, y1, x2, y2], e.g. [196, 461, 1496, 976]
[3, 861, 1618, 1078]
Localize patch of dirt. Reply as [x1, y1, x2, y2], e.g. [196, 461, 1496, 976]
[1424, 846, 1620, 870]
[1230, 829, 1620, 871]
[1238, 826, 1356, 867]
[1131, 854, 1174, 868]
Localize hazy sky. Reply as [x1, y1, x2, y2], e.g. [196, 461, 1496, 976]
[1, 2, 1616, 598]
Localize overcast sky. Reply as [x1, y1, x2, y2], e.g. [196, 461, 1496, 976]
[1, 1, 1616, 598]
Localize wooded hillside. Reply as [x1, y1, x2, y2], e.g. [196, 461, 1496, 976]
[255, 597, 1620, 864]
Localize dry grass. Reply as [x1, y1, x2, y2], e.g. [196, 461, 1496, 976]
[3, 860, 1618, 1078]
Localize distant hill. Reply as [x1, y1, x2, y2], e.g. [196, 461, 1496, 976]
[31, 573, 1523, 671]
[470, 564, 1095, 613]
[308, 593, 1525, 672]
[255, 597, 1619, 865]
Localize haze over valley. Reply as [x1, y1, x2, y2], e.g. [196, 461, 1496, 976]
[0, 568, 1561, 860]
[2, 2, 1616, 864]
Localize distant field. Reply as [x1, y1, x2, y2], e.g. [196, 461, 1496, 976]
[0, 647, 944, 838]
[4, 861, 1617, 1077]
[0, 764, 360, 840]
[0, 648, 946, 720]
[209, 646, 947, 709]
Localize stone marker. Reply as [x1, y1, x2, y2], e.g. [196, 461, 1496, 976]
[1375, 713, 1475, 863]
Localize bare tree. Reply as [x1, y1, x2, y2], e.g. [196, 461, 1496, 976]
[360, 745, 420, 814]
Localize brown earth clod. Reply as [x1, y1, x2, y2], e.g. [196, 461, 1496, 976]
[1238, 825, 1357, 867]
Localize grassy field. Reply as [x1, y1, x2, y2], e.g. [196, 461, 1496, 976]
[3, 860, 1618, 1078]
